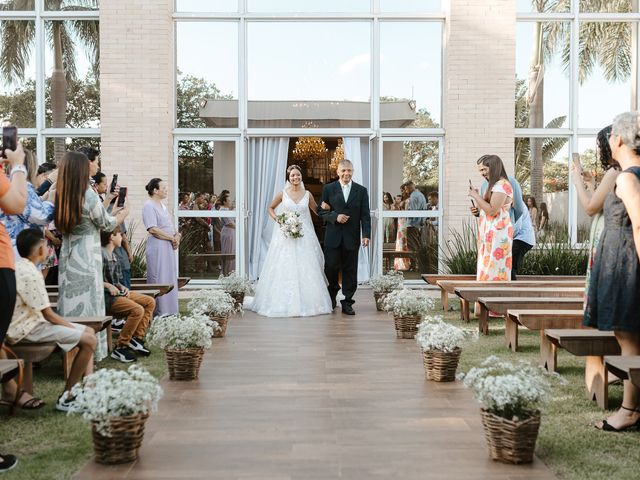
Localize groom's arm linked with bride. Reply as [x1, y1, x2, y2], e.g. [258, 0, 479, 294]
[317, 161, 371, 315]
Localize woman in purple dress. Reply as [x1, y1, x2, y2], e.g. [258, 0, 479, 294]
[142, 178, 180, 315]
[219, 191, 235, 274]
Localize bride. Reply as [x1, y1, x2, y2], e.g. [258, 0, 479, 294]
[247, 165, 333, 317]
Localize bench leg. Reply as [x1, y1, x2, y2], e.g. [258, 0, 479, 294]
[22, 362, 34, 395]
[505, 316, 519, 352]
[586, 356, 608, 409]
[539, 330, 557, 372]
[62, 348, 79, 380]
[441, 289, 448, 312]
[461, 299, 470, 322]
[106, 324, 113, 353]
[478, 305, 489, 336]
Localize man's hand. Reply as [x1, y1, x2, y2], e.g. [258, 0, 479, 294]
[337, 214, 350, 224]
[107, 284, 120, 296]
[320, 201, 331, 210]
[121, 287, 129, 297]
[362, 238, 370, 247]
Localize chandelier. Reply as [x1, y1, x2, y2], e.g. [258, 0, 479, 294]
[329, 138, 344, 173]
[292, 136, 328, 165]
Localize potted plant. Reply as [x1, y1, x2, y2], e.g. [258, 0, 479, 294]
[382, 289, 434, 339]
[67, 365, 163, 464]
[188, 289, 238, 337]
[146, 314, 213, 380]
[369, 270, 404, 311]
[218, 272, 254, 308]
[416, 316, 476, 382]
[460, 356, 558, 464]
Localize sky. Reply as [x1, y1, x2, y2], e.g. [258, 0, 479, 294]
[176, 0, 442, 14]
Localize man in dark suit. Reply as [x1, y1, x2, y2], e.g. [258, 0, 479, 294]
[317, 159, 371, 315]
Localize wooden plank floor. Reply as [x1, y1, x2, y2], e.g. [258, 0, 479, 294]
[75, 291, 555, 480]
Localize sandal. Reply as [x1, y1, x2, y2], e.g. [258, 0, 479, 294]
[0, 390, 45, 412]
[596, 405, 640, 432]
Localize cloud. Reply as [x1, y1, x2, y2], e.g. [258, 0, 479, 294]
[338, 53, 370, 74]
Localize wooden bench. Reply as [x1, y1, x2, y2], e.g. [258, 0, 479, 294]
[505, 310, 585, 371]
[545, 329, 619, 408]
[0, 359, 22, 383]
[49, 289, 162, 303]
[46, 283, 174, 296]
[131, 276, 191, 289]
[477, 297, 584, 347]
[605, 356, 640, 390]
[454, 287, 584, 322]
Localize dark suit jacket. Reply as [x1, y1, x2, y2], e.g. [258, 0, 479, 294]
[317, 181, 371, 250]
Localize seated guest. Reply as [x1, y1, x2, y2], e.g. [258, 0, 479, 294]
[101, 227, 154, 363]
[5, 229, 97, 412]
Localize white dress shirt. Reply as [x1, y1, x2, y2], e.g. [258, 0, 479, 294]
[340, 181, 352, 203]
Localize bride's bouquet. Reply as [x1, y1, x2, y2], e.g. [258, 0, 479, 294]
[276, 211, 304, 239]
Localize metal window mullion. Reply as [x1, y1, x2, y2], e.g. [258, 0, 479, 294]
[245, 128, 375, 137]
[35, 0, 45, 164]
[39, 11, 98, 20]
[438, 136, 444, 273]
[372, 17, 379, 132]
[379, 128, 446, 137]
[0, 12, 37, 20]
[569, 0, 580, 245]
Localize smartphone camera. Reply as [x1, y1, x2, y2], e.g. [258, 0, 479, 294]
[117, 186, 127, 207]
[1, 126, 18, 159]
[109, 174, 118, 194]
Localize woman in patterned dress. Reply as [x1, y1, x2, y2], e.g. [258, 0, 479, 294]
[468, 155, 513, 282]
[393, 185, 411, 271]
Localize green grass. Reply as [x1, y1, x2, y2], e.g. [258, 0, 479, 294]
[441, 300, 640, 480]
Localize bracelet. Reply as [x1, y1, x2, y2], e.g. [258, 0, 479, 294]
[9, 164, 27, 179]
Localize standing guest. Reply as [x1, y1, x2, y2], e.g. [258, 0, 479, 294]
[586, 112, 640, 432]
[219, 191, 235, 274]
[426, 191, 439, 230]
[0, 142, 27, 475]
[527, 196, 539, 231]
[382, 192, 396, 243]
[77, 146, 100, 181]
[142, 178, 180, 315]
[393, 194, 403, 211]
[55, 152, 128, 318]
[571, 126, 619, 311]
[468, 154, 514, 281]
[538, 202, 550, 237]
[394, 184, 410, 271]
[405, 181, 427, 270]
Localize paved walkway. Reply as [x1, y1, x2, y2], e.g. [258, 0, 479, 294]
[75, 291, 555, 480]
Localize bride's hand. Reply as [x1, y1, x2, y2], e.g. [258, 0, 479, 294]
[320, 201, 331, 211]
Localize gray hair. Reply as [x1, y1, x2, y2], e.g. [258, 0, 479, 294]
[338, 158, 353, 168]
[612, 111, 640, 153]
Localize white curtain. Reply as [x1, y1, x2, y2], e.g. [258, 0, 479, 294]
[343, 137, 371, 282]
[247, 138, 289, 280]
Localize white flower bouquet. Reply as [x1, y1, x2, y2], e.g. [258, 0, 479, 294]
[460, 356, 559, 420]
[68, 365, 163, 437]
[276, 211, 304, 239]
[369, 270, 404, 294]
[188, 289, 239, 317]
[416, 316, 477, 353]
[382, 289, 434, 318]
[146, 314, 213, 350]
[218, 271, 254, 295]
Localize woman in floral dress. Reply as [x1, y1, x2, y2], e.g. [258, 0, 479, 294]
[394, 186, 410, 271]
[468, 155, 513, 281]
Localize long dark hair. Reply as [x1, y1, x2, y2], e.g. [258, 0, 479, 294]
[596, 125, 618, 171]
[539, 202, 549, 219]
[527, 196, 538, 209]
[478, 155, 509, 202]
[55, 152, 90, 235]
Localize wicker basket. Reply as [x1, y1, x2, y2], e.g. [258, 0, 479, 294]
[393, 315, 421, 339]
[92, 413, 149, 464]
[480, 409, 541, 464]
[373, 292, 386, 311]
[210, 315, 229, 338]
[229, 292, 244, 309]
[422, 348, 462, 382]
[165, 347, 205, 381]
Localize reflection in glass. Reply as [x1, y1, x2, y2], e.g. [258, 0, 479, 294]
[383, 140, 439, 207]
[384, 220, 438, 280]
[516, 0, 569, 12]
[578, 22, 633, 128]
[380, 22, 442, 126]
[0, 20, 36, 128]
[248, 22, 370, 128]
[380, 0, 442, 13]
[45, 136, 99, 164]
[248, 0, 368, 12]
[0, 0, 35, 10]
[177, 140, 236, 210]
[176, 0, 237, 12]
[516, 22, 569, 129]
[45, 0, 98, 10]
[579, 1, 637, 13]
[575, 136, 606, 244]
[178, 217, 236, 280]
[176, 22, 238, 128]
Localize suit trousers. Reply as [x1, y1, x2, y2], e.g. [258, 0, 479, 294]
[324, 245, 359, 307]
[0, 268, 16, 346]
[511, 239, 533, 281]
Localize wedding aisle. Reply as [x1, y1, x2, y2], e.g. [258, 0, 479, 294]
[74, 290, 555, 480]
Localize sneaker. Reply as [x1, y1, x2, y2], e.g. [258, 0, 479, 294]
[129, 337, 151, 357]
[55, 391, 75, 413]
[111, 318, 126, 333]
[110, 346, 137, 363]
[0, 453, 17, 473]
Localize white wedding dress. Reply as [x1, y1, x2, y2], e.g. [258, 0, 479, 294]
[246, 189, 333, 317]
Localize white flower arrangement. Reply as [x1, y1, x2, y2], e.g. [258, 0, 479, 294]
[276, 211, 304, 239]
[146, 314, 213, 350]
[218, 271, 254, 295]
[459, 356, 562, 420]
[416, 316, 477, 353]
[68, 365, 163, 437]
[369, 271, 404, 294]
[381, 288, 435, 317]
[188, 289, 239, 317]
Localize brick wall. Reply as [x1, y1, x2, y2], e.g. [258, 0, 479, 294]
[100, 0, 174, 235]
[443, 0, 516, 238]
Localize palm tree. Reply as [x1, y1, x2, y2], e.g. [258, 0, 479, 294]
[0, 0, 99, 162]
[525, 0, 633, 203]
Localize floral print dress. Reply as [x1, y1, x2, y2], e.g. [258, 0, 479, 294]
[476, 179, 514, 281]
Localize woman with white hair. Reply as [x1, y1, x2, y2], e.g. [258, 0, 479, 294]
[585, 111, 640, 432]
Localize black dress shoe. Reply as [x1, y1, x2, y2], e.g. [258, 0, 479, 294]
[331, 297, 337, 309]
[342, 305, 355, 315]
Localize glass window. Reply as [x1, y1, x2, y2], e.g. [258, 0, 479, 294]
[177, 140, 236, 211]
[248, 0, 369, 13]
[44, 20, 100, 129]
[45, 136, 99, 164]
[579, 1, 637, 13]
[380, 22, 442, 127]
[517, 0, 570, 13]
[0, 20, 36, 128]
[178, 218, 236, 279]
[247, 22, 370, 128]
[578, 22, 634, 128]
[0, 0, 35, 10]
[575, 136, 602, 243]
[176, 22, 238, 128]
[380, 0, 442, 13]
[176, 0, 237, 12]
[45, 0, 98, 10]
[515, 137, 569, 242]
[383, 140, 439, 207]
[383, 215, 439, 280]
[516, 22, 570, 130]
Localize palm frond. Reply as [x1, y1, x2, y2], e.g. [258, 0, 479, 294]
[70, 19, 100, 78]
[0, 20, 35, 85]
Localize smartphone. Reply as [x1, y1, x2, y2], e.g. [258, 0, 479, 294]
[1, 126, 17, 159]
[117, 186, 127, 207]
[109, 174, 118, 194]
[470, 199, 476, 207]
